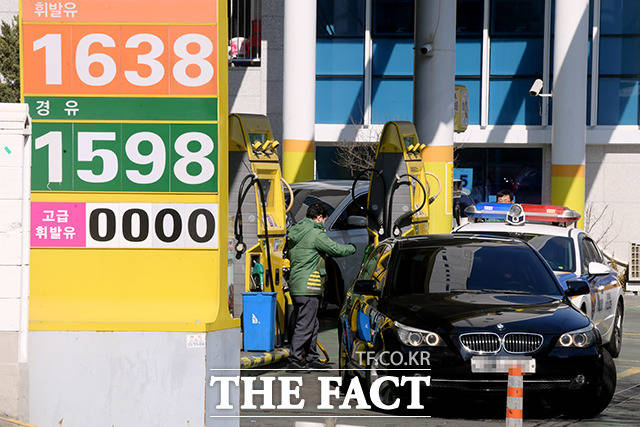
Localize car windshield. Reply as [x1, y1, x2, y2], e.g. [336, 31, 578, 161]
[477, 232, 575, 272]
[390, 242, 562, 297]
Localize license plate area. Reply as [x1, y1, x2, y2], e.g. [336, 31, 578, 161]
[471, 356, 536, 374]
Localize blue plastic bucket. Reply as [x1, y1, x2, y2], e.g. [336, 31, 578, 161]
[242, 292, 277, 351]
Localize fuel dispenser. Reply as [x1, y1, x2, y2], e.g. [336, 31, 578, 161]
[353, 121, 440, 246]
[229, 113, 293, 347]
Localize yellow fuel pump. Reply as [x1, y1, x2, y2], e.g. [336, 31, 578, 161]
[355, 121, 441, 246]
[229, 113, 293, 346]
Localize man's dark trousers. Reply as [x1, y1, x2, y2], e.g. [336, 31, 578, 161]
[290, 295, 320, 364]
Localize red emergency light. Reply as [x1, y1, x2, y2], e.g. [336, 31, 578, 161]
[519, 204, 581, 224]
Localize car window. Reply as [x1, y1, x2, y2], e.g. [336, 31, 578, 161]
[465, 232, 575, 272]
[357, 245, 386, 281]
[390, 242, 562, 297]
[332, 194, 368, 230]
[582, 237, 602, 271]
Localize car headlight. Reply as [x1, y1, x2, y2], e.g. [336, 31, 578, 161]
[394, 321, 445, 347]
[556, 325, 597, 348]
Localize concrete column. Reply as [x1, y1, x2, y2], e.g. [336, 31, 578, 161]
[414, 0, 456, 233]
[551, 0, 589, 228]
[282, 0, 316, 182]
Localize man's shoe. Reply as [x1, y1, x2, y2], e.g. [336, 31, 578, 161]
[287, 359, 306, 370]
[307, 360, 329, 370]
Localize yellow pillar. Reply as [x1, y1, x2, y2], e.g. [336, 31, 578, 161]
[283, 139, 314, 183]
[551, 164, 585, 229]
[422, 145, 453, 233]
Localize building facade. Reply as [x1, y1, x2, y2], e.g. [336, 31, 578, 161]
[230, 0, 640, 261]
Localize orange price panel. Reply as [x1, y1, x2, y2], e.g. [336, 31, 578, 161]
[69, 25, 123, 95]
[22, 0, 217, 24]
[23, 25, 218, 96]
[120, 26, 170, 95]
[23, 24, 73, 94]
[168, 26, 218, 96]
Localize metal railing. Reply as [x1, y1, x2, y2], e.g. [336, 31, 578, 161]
[228, 0, 261, 66]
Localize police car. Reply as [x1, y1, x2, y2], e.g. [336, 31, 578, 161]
[454, 203, 624, 358]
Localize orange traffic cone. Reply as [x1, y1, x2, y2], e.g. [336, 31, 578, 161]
[506, 366, 523, 427]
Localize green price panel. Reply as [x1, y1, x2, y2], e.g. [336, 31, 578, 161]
[25, 96, 218, 122]
[32, 123, 219, 193]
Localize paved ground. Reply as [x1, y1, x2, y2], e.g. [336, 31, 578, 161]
[239, 293, 640, 426]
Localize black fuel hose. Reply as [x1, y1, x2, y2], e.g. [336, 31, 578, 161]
[386, 173, 427, 238]
[351, 168, 387, 235]
[233, 174, 274, 291]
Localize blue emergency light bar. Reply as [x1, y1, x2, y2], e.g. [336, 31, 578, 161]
[465, 203, 581, 225]
[465, 203, 513, 220]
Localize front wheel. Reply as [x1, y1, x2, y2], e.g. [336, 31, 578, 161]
[565, 348, 616, 418]
[607, 302, 623, 358]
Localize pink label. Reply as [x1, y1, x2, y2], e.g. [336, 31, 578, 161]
[31, 202, 86, 247]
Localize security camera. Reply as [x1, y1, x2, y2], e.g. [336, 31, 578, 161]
[420, 43, 433, 56]
[529, 79, 544, 96]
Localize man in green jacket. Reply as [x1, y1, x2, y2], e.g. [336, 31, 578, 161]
[286, 202, 356, 368]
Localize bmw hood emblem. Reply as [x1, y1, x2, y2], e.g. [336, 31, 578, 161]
[496, 323, 505, 330]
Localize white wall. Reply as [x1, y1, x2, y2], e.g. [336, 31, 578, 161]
[586, 145, 640, 261]
[0, 103, 30, 421]
[0, 0, 17, 24]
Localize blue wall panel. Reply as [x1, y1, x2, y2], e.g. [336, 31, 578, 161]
[316, 39, 365, 75]
[372, 38, 413, 76]
[490, 38, 543, 76]
[456, 78, 481, 125]
[456, 39, 482, 76]
[489, 78, 542, 125]
[316, 78, 365, 124]
[598, 78, 639, 125]
[372, 78, 413, 123]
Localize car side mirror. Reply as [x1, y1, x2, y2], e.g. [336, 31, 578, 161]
[347, 215, 368, 228]
[588, 261, 610, 276]
[353, 279, 380, 297]
[565, 279, 590, 297]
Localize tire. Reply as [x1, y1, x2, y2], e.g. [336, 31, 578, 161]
[565, 348, 616, 418]
[607, 302, 623, 358]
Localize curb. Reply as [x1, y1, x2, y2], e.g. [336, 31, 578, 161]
[241, 347, 290, 369]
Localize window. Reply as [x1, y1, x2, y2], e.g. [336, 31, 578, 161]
[332, 194, 368, 230]
[457, 0, 483, 36]
[373, 0, 414, 36]
[581, 237, 603, 272]
[486, 233, 576, 272]
[228, 0, 261, 66]
[454, 147, 543, 204]
[317, 0, 365, 37]
[491, 0, 544, 36]
[390, 243, 562, 297]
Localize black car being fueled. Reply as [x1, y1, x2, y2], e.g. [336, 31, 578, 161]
[338, 234, 616, 417]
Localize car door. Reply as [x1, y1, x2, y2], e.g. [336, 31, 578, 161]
[579, 235, 612, 330]
[342, 244, 392, 369]
[584, 236, 618, 334]
[325, 193, 370, 288]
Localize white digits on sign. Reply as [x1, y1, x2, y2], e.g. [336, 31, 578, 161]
[76, 34, 117, 86]
[172, 34, 214, 87]
[34, 131, 63, 183]
[174, 132, 215, 185]
[125, 132, 166, 184]
[33, 34, 63, 85]
[124, 34, 165, 87]
[77, 132, 118, 183]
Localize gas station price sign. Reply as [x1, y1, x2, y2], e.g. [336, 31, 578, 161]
[21, 0, 235, 332]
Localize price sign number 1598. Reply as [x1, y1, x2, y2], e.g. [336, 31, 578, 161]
[33, 128, 217, 192]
